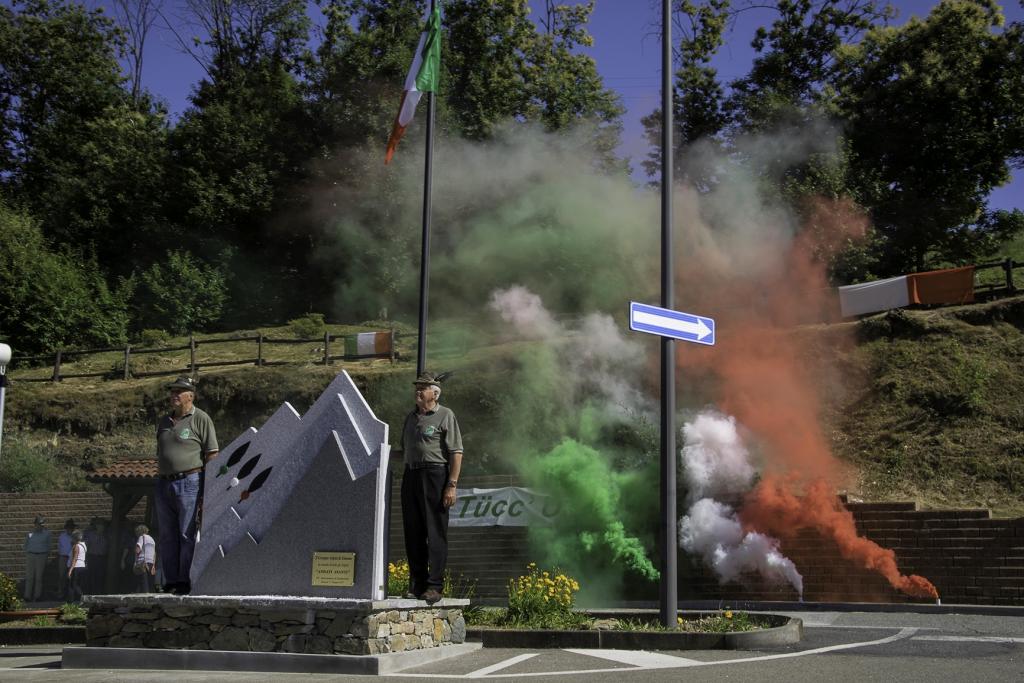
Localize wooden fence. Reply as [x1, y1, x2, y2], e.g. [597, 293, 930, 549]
[973, 257, 1020, 297]
[10, 331, 398, 383]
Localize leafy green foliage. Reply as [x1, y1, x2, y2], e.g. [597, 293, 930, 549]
[0, 573, 22, 611]
[0, 202, 131, 354]
[0, 435, 87, 493]
[502, 564, 586, 629]
[59, 602, 87, 623]
[288, 313, 326, 339]
[837, 0, 1024, 274]
[135, 250, 228, 335]
[138, 329, 171, 347]
[0, 0, 169, 275]
[647, 0, 1024, 281]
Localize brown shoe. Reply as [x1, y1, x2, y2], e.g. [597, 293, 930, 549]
[422, 588, 442, 604]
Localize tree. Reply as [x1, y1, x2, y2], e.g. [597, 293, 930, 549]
[135, 250, 228, 334]
[166, 0, 314, 322]
[837, 0, 1024, 273]
[642, 0, 732, 187]
[109, 0, 164, 105]
[0, 202, 131, 354]
[0, 0, 169, 277]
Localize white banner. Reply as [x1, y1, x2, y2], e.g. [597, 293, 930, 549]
[449, 487, 559, 527]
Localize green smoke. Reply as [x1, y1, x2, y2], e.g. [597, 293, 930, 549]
[520, 438, 659, 588]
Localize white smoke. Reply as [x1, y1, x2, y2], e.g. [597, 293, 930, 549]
[488, 286, 651, 417]
[679, 411, 804, 597]
[680, 498, 804, 596]
[488, 286, 560, 340]
[681, 412, 756, 505]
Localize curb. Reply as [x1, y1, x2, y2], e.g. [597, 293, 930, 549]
[0, 626, 85, 645]
[663, 600, 1024, 618]
[61, 643, 482, 675]
[469, 613, 801, 650]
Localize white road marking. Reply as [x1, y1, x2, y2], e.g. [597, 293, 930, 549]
[465, 653, 538, 677]
[392, 627, 921, 678]
[564, 649, 699, 668]
[913, 635, 1024, 644]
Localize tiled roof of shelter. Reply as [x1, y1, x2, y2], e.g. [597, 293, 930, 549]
[84, 458, 158, 482]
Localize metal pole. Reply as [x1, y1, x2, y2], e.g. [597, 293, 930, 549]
[660, 0, 678, 629]
[0, 373, 6, 458]
[416, 80, 436, 376]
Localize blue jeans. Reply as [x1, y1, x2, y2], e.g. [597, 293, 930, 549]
[155, 472, 201, 587]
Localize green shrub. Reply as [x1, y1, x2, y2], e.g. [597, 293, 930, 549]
[503, 564, 585, 629]
[387, 559, 410, 597]
[135, 250, 227, 335]
[0, 201, 131, 355]
[288, 313, 326, 339]
[59, 603, 87, 623]
[139, 328, 171, 347]
[0, 438, 86, 493]
[0, 572, 23, 611]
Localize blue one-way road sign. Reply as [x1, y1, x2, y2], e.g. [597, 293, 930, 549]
[629, 301, 715, 346]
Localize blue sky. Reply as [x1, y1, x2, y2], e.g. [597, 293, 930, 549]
[66, 1, 1024, 210]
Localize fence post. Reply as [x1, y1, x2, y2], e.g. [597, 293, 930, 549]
[123, 345, 131, 380]
[390, 330, 396, 364]
[189, 333, 197, 377]
[324, 332, 331, 366]
[256, 334, 263, 367]
[52, 350, 62, 382]
[1005, 257, 1015, 293]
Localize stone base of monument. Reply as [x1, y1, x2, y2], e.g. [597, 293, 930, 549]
[62, 594, 475, 675]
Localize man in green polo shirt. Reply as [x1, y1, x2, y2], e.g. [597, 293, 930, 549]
[155, 376, 218, 595]
[400, 372, 463, 604]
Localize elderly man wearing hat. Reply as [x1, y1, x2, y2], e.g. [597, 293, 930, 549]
[155, 375, 218, 595]
[400, 371, 463, 604]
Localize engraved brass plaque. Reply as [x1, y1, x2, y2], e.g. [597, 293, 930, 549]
[311, 551, 356, 587]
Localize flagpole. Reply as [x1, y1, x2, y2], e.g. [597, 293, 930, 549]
[416, 0, 437, 377]
[659, 0, 677, 629]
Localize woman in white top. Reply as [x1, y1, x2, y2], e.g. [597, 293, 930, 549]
[134, 524, 157, 593]
[67, 530, 87, 601]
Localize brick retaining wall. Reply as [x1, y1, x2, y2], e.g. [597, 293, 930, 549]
[0, 491, 147, 598]
[389, 481, 1024, 606]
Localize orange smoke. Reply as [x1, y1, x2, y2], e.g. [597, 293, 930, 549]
[672, 188, 936, 599]
[741, 476, 939, 599]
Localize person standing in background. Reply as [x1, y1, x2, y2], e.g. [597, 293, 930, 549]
[57, 520, 76, 600]
[22, 515, 51, 602]
[67, 530, 87, 602]
[133, 525, 157, 593]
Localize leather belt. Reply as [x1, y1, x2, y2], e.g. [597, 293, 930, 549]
[159, 467, 203, 481]
[406, 462, 446, 470]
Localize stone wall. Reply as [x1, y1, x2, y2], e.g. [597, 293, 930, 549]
[84, 596, 466, 655]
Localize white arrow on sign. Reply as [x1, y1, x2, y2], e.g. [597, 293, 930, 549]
[629, 301, 715, 346]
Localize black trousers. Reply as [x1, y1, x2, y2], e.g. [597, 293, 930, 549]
[401, 465, 449, 592]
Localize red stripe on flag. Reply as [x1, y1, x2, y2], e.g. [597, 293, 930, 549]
[385, 91, 411, 165]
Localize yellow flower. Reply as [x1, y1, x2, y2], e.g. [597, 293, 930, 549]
[677, 617, 683, 625]
[725, 611, 733, 619]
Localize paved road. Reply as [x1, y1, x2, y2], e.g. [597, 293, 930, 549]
[1, 611, 1021, 682]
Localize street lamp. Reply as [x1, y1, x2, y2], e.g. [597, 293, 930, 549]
[0, 342, 10, 458]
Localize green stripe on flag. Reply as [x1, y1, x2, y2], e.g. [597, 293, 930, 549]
[415, 7, 441, 93]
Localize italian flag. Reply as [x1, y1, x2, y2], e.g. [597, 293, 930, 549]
[385, 7, 442, 164]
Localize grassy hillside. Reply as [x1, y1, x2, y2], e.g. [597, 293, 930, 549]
[3, 303, 1024, 516]
[828, 297, 1024, 517]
